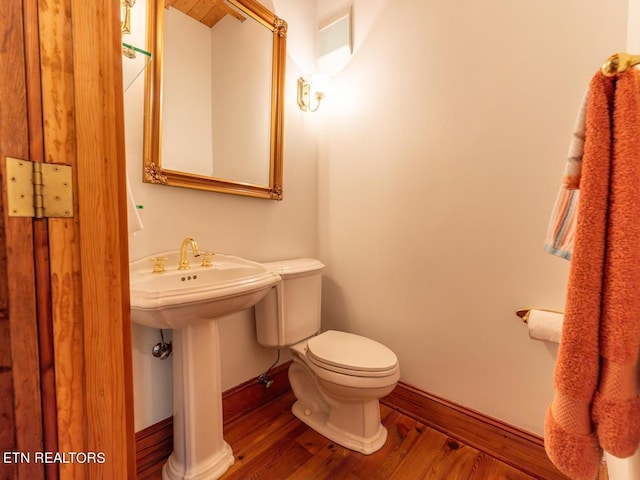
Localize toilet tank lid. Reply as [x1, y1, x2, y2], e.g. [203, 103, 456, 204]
[262, 258, 325, 277]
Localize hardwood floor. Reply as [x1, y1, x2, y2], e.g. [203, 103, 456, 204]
[138, 390, 539, 480]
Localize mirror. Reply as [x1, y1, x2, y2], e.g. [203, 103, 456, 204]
[143, 0, 287, 199]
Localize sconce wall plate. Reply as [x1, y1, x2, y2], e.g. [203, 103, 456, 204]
[297, 77, 324, 112]
[121, 0, 136, 35]
[297, 77, 311, 111]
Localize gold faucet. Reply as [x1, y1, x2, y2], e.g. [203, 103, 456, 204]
[178, 237, 200, 270]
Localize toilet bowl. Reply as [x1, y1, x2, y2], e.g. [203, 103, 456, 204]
[254, 259, 400, 454]
[289, 330, 400, 454]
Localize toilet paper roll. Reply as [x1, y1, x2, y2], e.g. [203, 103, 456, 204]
[527, 309, 564, 344]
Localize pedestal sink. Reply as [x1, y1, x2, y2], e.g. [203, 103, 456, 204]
[130, 251, 281, 480]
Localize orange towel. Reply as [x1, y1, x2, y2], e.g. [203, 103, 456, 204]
[544, 69, 640, 480]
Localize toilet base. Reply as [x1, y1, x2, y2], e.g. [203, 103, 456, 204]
[291, 400, 388, 455]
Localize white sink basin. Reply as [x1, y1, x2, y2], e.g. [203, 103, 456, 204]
[129, 252, 281, 329]
[129, 250, 281, 480]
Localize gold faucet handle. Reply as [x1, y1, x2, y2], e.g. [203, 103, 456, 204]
[200, 252, 214, 267]
[150, 256, 168, 273]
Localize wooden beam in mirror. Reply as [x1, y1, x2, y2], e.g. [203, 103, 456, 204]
[144, 0, 287, 200]
[164, 0, 247, 28]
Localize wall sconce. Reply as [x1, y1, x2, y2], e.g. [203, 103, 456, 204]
[121, 0, 135, 35]
[121, 0, 136, 58]
[120, 0, 151, 90]
[297, 77, 326, 112]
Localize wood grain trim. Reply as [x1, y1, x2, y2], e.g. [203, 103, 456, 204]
[136, 362, 291, 477]
[1, 1, 45, 479]
[70, 0, 136, 477]
[24, 0, 59, 477]
[37, 0, 135, 477]
[37, 0, 89, 477]
[136, 417, 173, 475]
[381, 382, 570, 480]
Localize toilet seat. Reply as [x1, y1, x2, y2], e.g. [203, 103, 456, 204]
[306, 330, 398, 377]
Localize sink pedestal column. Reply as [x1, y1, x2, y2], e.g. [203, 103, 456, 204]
[162, 320, 234, 480]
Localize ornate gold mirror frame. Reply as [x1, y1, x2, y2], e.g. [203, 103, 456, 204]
[143, 0, 287, 200]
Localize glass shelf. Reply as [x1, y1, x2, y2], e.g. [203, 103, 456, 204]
[122, 42, 152, 92]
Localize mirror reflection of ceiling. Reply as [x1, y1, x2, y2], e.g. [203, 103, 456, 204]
[164, 0, 246, 28]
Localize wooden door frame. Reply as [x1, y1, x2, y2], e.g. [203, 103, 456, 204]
[0, 1, 46, 479]
[66, 0, 136, 477]
[46, 0, 136, 477]
[1, 0, 135, 478]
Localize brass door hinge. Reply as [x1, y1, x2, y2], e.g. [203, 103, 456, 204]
[6, 156, 73, 218]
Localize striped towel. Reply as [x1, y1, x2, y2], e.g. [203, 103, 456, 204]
[543, 89, 588, 260]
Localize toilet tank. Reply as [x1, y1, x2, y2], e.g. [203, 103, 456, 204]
[254, 258, 325, 348]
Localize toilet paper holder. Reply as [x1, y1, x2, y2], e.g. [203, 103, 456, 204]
[515, 308, 563, 324]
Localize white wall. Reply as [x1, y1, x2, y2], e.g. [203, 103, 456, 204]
[317, 0, 628, 436]
[125, 0, 319, 431]
[126, 0, 634, 445]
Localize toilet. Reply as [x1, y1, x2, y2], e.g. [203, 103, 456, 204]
[254, 258, 400, 455]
